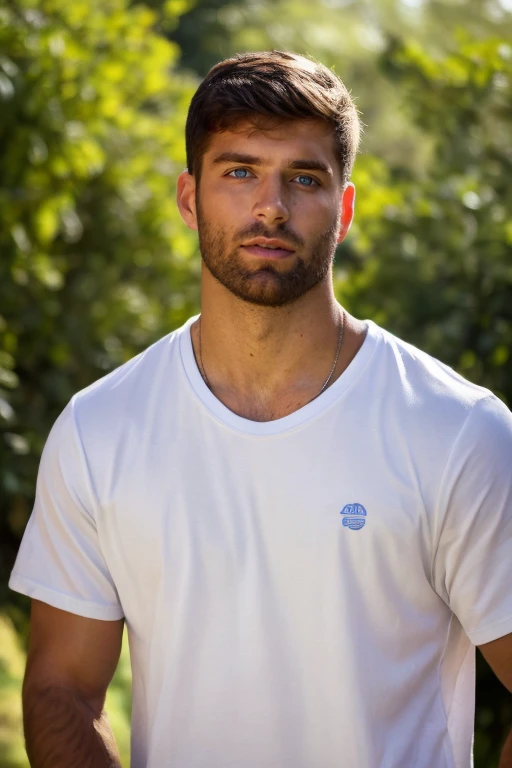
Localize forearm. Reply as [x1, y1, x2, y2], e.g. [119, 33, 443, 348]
[23, 684, 121, 768]
[500, 727, 512, 768]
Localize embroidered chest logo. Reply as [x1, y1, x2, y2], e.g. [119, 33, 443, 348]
[340, 503, 367, 530]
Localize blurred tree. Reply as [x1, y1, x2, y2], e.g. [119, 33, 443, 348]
[1, 0, 511, 764]
[0, 0, 199, 607]
[162, 0, 512, 181]
[166, 0, 512, 77]
[343, 35, 512, 402]
[0, 613, 27, 768]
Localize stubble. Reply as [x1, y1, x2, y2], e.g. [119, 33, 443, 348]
[196, 195, 340, 308]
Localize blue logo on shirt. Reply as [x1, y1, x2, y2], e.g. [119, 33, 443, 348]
[340, 503, 367, 530]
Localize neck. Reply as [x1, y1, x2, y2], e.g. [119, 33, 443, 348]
[192, 269, 366, 421]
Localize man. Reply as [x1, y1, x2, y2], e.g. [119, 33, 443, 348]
[10, 51, 512, 768]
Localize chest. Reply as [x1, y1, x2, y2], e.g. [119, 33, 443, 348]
[95, 421, 437, 628]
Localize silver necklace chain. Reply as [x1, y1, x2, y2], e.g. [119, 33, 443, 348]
[198, 319, 211, 390]
[198, 310, 345, 401]
[317, 309, 345, 397]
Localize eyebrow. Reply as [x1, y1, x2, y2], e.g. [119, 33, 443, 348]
[210, 152, 332, 175]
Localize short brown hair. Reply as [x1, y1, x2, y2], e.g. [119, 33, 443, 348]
[185, 51, 361, 185]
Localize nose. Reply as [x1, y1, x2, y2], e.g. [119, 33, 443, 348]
[252, 176, 289, 225]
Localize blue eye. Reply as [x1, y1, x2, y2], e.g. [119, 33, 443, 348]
[229, 168, 251, 178]
[295, 175, 316, 187]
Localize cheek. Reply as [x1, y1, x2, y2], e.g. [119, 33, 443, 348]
[197, 197, 242, 242]
[292, 198, 339, 233]
[200, 183, 240, 219]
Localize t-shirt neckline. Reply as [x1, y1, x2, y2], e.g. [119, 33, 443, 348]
[179, 315, 380, 436]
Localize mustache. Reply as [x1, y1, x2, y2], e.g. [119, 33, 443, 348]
[234, 223, 305, 250]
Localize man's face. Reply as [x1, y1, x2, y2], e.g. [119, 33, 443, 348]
[181, 119, 354, 307]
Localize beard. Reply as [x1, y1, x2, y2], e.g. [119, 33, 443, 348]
[196, 198, 340, 308]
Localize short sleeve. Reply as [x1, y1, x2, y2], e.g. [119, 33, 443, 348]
[9, 401, 124, 621]
[432, 395, 512, 645]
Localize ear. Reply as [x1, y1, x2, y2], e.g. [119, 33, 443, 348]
[176, 171, 198, 231]
[337, 182, 355, 244]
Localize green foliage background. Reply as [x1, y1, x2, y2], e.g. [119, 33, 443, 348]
[1, 0, 511, 765]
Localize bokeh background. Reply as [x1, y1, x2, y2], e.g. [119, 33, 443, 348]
[1, 0, 512, 765]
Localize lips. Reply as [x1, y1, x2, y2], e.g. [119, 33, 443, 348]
[241, 238, 295, 259]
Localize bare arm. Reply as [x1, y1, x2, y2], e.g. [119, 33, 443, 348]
[23, 599, 124, 768]
[478, 632, 512, 768]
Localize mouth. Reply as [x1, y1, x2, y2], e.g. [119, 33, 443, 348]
[241, 238, 296, 260]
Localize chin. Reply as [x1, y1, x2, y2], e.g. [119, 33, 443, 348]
[223, 271, 323, 308]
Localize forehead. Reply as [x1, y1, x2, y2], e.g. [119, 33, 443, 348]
[203, 118, 339, 173]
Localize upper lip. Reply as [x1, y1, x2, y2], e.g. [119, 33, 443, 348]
[243, 238, 295, 251]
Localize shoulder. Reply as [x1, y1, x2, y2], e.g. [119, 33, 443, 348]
[364, 322, 512, 484]
[72, 317, 195, 421]
[75, 322, 188, 408]
[49, 318, 195, 460]
[370, 321, 505, 421]
[375, 323, 490, 403]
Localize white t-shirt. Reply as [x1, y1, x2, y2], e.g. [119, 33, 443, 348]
[10, 317, 512, 768]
